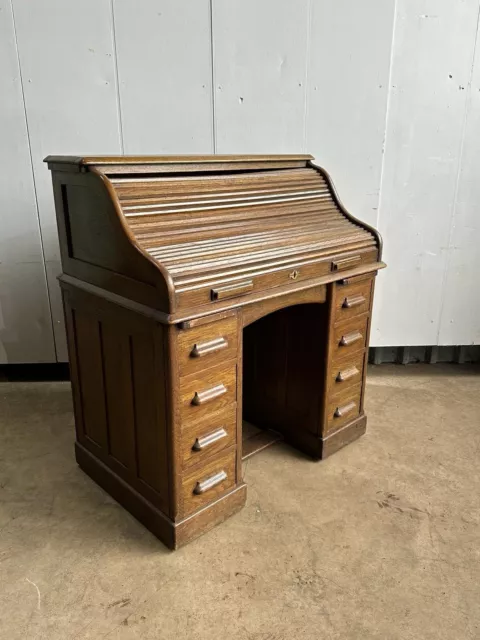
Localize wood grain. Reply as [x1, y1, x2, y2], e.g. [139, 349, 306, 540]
[48, 153, 383, 548]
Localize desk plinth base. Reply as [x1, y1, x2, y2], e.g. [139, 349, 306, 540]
[75, 442, 247, 550]
[282, 414, 367, 460]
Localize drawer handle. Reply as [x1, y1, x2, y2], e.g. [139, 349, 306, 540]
[191, 384, 227, 406]
[334, 401, 356, 418]
[339, 330, 363, 347]
[336, 365, 360, 383]
[193, 470, 228, 495]
[192, 427, 228, 451]
[342, 294, 366, 309]
[211, 280, 253, 301]
[191, 337, 228, 358]
[331, 255, 361, 272]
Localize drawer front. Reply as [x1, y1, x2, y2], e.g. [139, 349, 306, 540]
[334, 277, 372, 321]
[181, 405, 237, 469]
[326, 384, 362, 434]
[177, 315, 238, 378]
[331, 314, 369, 360]
[329, 349, 366, 397]
[179, 360, 237, 426]
[176, 247, 377, 309]
[182, 448, 236, 516]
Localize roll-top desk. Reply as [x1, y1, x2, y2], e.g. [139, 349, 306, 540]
[45, 154, 385, 549]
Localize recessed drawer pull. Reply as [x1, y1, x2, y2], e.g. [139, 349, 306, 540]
[334, 401, 356, 418]
[339, 330, 363, 347]
[336, 366, 360, 383]
[191, 383, 227, 406]
[190, 337, 228, 358]
[331, 255, 361, 272]
[342, 294, 366, 309]
[193, 470, 228, 495]
[192, 427, 228, 451]
[211, 280, 253, 301]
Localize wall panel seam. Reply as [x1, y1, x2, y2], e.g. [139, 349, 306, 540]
[8, 0, 56, 359]
[302, 0, 313, 153]
[110, 0, 125, 154]
[375, 0, 398, 233]
[436, 0, 480, 343]
[209, 0, 217, 153]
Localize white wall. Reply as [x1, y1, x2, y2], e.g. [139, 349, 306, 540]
[1, 0, 479, 362]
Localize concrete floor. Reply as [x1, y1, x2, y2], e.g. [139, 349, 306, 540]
[0, 364, 479, 639]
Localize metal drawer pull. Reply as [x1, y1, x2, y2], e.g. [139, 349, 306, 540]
[191, 384, 227, 406]
[334, 401, 356, 418]
[339, 330, 363, 347]
[193, 470, 227, 495]
[336, 366, 359, 383]
[331, 255, 361, 272]
[192, 427, 228, 451]
[190, 337, 228, 358]
[342, 294, 366, 309]
[211, 280, 253, 301]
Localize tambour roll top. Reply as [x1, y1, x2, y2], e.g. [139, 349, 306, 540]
[45, 154, 382, 319]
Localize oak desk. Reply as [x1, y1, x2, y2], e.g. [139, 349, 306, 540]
[46, 154, 385, 549]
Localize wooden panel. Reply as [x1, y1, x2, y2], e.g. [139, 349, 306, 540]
[179, 360, 237, 426]
[181, 448, 236, 517]
[328, 349, 365, 398]
[0, 0, 55, 363]
[131, 330, 169, 497]
[213, 0, 309, 152]
[74, 311, 108, 448]
[331, 314, 369, 360]
[243, 303, 328, 437]
[326, 383, 362, 434]
[176, 315, 238, 378]
[334, 277, 373, 322]
[12, 0, 123, 360]
[307, 0, 395, 226]
[102, 327, 136, 469]
[181, 406, 237, 469]
[439, 21, 480, 345]
[113, 0, 213, 154]
[373, 0, 480, 346]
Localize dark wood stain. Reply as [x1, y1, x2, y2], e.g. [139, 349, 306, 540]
[46, 153, 385, 549]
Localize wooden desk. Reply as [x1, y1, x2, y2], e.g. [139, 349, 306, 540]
[46, 154, 385, 549]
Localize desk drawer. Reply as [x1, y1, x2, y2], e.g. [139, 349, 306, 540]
[331, 314, 368, 360]
[179, 360, 237, 426]
[181, 406, 237, 469]
[181, 448, 236, 516]
[326, 384, 362, 434]
[177, 315, 238, 378]
[334, 277, 372, 321]
[175, 247, 377, 309]
[329, 349, 366, 397]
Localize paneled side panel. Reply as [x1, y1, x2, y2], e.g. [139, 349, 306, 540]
[74, 312, 109, 449]
[373, 0, 480, 346]
[439, 21, 480, 345]
[306, 0, 395, 227]
[12, 0, 123, 360]
[113, 0, 213, 154]
[213, 0, 309, 153]
[0, 0, 55, 363]
[102, 328, 137, 469]
[131, 331, 168, 498]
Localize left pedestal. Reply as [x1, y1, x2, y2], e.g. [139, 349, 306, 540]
[62, 281, 246, 549]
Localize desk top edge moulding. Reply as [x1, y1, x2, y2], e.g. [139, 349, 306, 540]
[45, 154, 385, 549]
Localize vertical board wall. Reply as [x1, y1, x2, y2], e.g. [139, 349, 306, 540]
[1, 0, 479, 361]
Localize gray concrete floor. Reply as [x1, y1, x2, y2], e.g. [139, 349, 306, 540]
[0, 364, 479, 639]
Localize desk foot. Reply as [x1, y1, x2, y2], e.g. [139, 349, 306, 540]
[75, 442, 247, 549]
[281, 414, 367, 460]
[320, 415, 367, 459]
